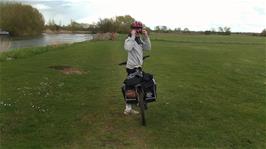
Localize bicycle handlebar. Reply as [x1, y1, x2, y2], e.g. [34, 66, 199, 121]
[118, 55, 150, 66]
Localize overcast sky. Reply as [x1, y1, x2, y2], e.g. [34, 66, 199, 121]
[5, 0, 266, 32]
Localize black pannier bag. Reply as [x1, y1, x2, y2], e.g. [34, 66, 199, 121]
[122, 71, 157, 103]
[121, 84, 138, 104]
[122, 71, 142, 103]
[142, 72, 157, 103]
[123, 75, 142, 86]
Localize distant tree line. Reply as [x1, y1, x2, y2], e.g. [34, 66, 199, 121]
[45, 15, 151, 34]
[153, 26, 266, 36]
[153, 26, 232, 35]
[45, 19, 87, 32]
[0, 2, 44, 36]
[154, 26, 190, 33]
[205, 27, 231, 35]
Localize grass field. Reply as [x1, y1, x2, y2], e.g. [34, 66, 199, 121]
[0, 33, 265, 148]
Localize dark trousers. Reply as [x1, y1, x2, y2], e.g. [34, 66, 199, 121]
[126, 67, 142, 75]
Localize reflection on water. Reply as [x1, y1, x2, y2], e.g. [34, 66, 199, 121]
[0, 36, 11, 52]
[0, 33, 93, 51]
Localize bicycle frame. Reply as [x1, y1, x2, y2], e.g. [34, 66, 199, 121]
[119, 57, 151, 126]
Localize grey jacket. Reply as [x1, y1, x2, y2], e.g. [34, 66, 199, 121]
[124, 35, 151, 69]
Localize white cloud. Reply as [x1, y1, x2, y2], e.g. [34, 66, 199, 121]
[74, 0, 266, 32]
[32, 4, 51, 10]
[13, 0, 266, 32]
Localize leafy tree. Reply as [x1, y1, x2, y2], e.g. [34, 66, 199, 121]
[154, 26, 168, 32]
[174, 27, 182, 32]
[0, 2, 44, 36]
[204, 30, 212, 35]
[161, 26, 168, 32]
[154, 26, 161, 32]
[96, 18, 117, 33]
[223, 27, 231, 35]
[46, 19, 60, 31]
[115, 15, 135, 25]
[218, 26, 231, 35]
[260, 29, 266, 36]
[114, 15, 135, 33]
[87, 23, 98, 33]
[69, 20, 84, 31]
[218, 27, 224, 32]
[94, 15, 137, 33]
[183, 28, 190, 33]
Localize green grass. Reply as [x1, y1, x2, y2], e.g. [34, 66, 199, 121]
[0, 33, 265, 148]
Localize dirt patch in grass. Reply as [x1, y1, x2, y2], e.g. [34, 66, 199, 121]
[49, 65, 87, 75]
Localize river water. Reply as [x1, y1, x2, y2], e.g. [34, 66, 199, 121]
[0, 33, 93, 51]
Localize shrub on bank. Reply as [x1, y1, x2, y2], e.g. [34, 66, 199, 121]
[0, 2, 45, 37]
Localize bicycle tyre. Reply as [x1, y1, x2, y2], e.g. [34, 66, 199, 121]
[138, 89, 146, 126]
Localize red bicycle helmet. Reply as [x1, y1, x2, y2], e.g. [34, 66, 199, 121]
[131, 21, 143, 29]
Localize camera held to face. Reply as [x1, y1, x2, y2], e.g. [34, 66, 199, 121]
[134, 28, 143, 34]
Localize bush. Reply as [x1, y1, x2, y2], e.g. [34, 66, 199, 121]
[0, 2, 45, 36]
[260, 29, 266, 37]
[204, 30, 212, 35]
[94, 15, 135, 33]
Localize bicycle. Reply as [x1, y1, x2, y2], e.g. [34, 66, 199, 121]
[119, 56, 156, 126]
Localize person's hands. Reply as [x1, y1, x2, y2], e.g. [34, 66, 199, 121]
[131, 30, 136, 37]
[142, 30, 148, 37]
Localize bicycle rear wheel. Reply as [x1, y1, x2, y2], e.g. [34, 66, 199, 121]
[138, 89, 146, 126]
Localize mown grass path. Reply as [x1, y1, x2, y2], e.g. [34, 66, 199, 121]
[0, 34, 265, 148]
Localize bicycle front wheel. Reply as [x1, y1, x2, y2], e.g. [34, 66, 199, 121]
[138, 89, 146, 126]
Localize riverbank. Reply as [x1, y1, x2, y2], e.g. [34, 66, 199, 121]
[0, 33, 93, 51]
[0, 34, 265, 148]
[44, 29, 91, 34]
[0, 43, 72, 61]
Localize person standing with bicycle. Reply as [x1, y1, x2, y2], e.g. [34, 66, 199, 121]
[123, 21, 151, 115]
